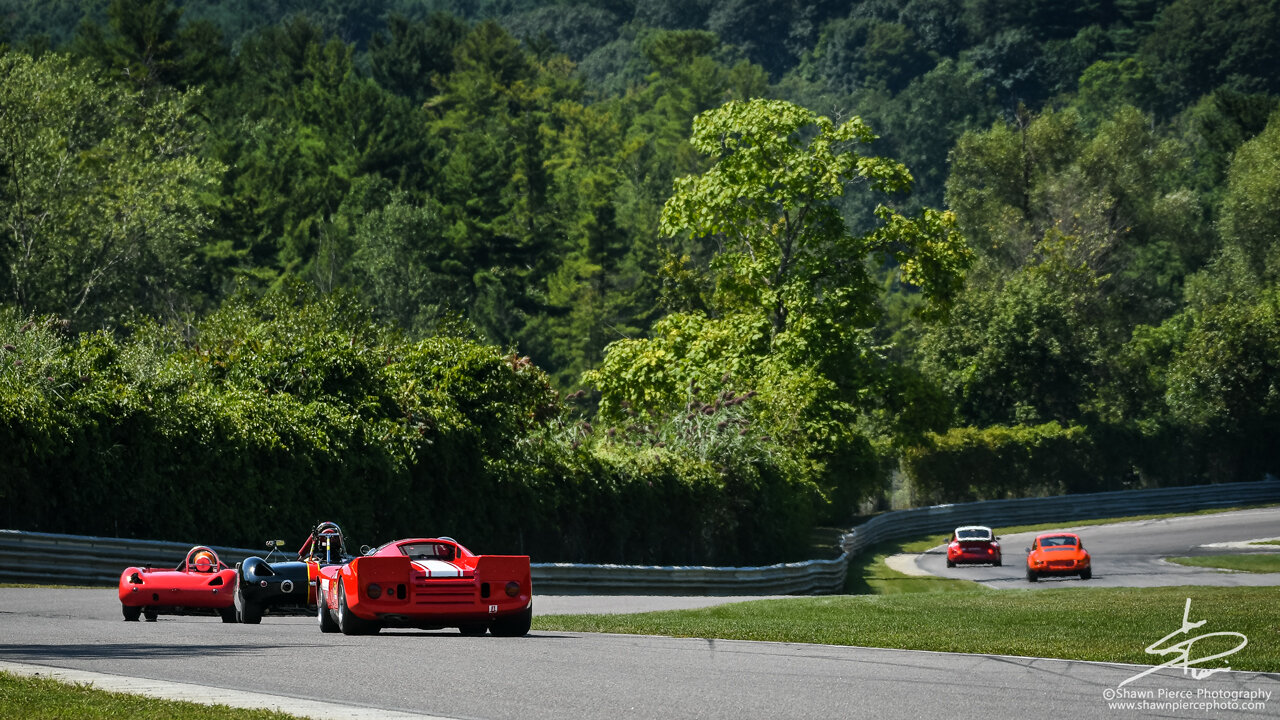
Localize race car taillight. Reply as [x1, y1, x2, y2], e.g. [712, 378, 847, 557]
[366, 583, 382, 599]
[505, 581, 520, 597]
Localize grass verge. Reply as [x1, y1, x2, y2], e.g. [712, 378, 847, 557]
[537, 505, 1280, 670]
[0, 671, 307, 720]
[844, 539, 983, 594]
[532, 586, 1280, 671]
[1167, 555, 1280, 573]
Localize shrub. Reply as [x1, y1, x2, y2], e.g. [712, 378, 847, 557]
[0, 290, 826, 564]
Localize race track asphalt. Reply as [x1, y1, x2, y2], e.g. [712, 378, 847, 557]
[907, 506, 1280, 588]
[2, 508, 1278, 719]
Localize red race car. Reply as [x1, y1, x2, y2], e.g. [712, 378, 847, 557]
[946, 525, 1002, 567]
[1025, 532, 1092, 582]
[316, 537, 532, 636]
[118, 546, 238, 622]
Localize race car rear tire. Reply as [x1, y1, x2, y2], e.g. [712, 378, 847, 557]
[490, 606, 532, 637]
[235, 581, 262, 624]
[122, 604, 141, 622]
[318, 594, 339, 633]
[1080, 567, 1092, 580]
[1026, 569, 1038, 582]
[459, 624, 487, 636]
[946, 559, 955, 568]
[144, 609, 158, 622]
[219, 606, 237, 623]
[337, 583, 378, 635]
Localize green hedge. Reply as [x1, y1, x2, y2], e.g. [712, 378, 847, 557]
[0, 291, 818, 565]
[899, 419, 1238, 505]
[902, 422, 1125, 504]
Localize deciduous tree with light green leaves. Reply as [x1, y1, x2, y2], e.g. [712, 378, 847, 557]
[587, 98, 971, 517]
[0, 52, 222, 330]
[660, 98, 970, 341]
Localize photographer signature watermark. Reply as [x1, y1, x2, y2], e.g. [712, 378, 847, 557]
[1098, 599, 1269, 711]
[1119, 597, 1247, 687]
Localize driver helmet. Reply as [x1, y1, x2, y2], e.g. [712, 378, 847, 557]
[192, 550, 217, 572]
[314, 526, 344, 563]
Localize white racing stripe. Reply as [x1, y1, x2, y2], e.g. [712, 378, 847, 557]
[0, 660, 458, 720]
[411, 560, 464, 578]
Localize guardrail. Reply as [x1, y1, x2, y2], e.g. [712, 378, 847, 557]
[530, 556, 849, 596]
[837, 478, 1280, 557]
[0, 531, 266, 587]
[2, 478, 1277, 595]
[0, 529, 847, 596]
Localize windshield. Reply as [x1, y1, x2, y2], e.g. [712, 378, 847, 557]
[957, 528, 992, 540]
[399, 542, 457, 561]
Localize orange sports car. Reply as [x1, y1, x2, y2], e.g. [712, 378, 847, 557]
[1025, 532, 1091, 582]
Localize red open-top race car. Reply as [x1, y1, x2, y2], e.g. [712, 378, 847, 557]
[118, 546, 238, 622]
[316, 537, 532, 636]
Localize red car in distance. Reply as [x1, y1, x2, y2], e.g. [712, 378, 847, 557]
[118, 546, 238, 622]
[1025, 532, 1092, 581]
[946, 525, 1002, 567]
[316, 536, 532, 637]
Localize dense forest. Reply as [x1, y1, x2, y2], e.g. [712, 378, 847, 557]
[1, 0, 1278, 562]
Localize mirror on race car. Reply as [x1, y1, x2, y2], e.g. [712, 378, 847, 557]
[263, 539, 288, 561]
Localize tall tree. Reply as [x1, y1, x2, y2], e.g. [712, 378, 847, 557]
[425, 20, 555, 346]
[0, 52, 221, 328]
[1139, 0, 1280, 114]
[369, 12, 467, 104]
[588, 99, 970, 514]
[210, 16, 421, 288]
[946, 104, 1206, 325]
[345, 183, 466, 334]
[72, 0, 229, 93]
[919, 232, 1107, 426]
[660, 99, 968, 340]
[1216, 109, 1280, 286]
